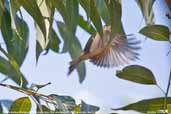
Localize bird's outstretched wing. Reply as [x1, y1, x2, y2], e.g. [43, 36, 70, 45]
[90, 36, 141, 68]
[83, 37, 94, 53]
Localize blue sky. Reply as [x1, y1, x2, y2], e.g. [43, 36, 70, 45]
[0, 0, 171, 114]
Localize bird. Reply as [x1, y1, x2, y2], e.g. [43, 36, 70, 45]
[68, 25, 141, 75]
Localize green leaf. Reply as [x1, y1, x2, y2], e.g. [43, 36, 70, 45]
[47, 29, 61, 53]
[9, 97, 31, 114]
[135, 0, 155, 25]
[168, 104, 171, 114]
[47, 94, 68, 112]
[14, 0, 46, 41]
[0, 0, 4, 10]
[36, 29, 61, 62]
[79, 0, 90, 17]
[79, 0, 103, 37]
[0, 103, 3, 114]
[1, 9, 29, 66]
[52, 0, 69, 24]
[116, 65, 157, 85]
[30, 82, 51, 91]
[0, 0, 4, 27]
[81, 100, 100, 113]
[0, 11, 3, 28]
[139, 25, 169, 41]
[0, 10, 27, 85]
[45, 0, 55, 22]
[105, 0, 125, 35]
[90, 0, 103, 37]
[37, 105, 54, 114]
[36, 24, 47, 50]
[36, 0, 55, 50]
[10, 0, 18, 31]
[112, 97, 171, 113]
[96, 0, 110, 24]
[36, 41, 43, 63]
[66, 0, 79, 33]
[45, 0, 56, 39]
[0, 56, 28, 87]
[78, 15, 96, 34]
[54, 95, 76, 110]
[47, 94, 76, 111]
[72, 105, 81, 114]
[57, 22, 86, 83]
[0, 44, 27, 87]
[35, 0, 58, 62]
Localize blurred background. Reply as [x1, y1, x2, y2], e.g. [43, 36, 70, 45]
[0, 0, 170, 114]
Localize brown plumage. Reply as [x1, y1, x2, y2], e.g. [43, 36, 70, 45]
[68, 26, 141, 75]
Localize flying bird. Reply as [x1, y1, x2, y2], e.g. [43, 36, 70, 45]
[68, 25, 141, 75]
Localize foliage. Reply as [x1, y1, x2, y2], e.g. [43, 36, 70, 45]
[0, 0, 170, 114]
[113, 97, 171, 113]
[8, 97, 31, 114]
[139, 25, 169, 41]
[116, 65, 157, 85]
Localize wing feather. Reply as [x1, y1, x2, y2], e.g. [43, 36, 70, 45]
[89, 35, 141, 68]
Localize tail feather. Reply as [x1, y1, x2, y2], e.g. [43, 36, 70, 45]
[68, 59, 80, 75]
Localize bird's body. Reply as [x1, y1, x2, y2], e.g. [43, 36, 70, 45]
[68, 26, 140, 75]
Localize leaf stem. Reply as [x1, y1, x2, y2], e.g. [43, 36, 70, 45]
[166, 70, 171, 96]
[30, 95, 43, 113]
[156, 68, 171, 113]
[156, 84, 165, 95]
[164, 68, 171, 112]
[0, 83, 56, 105]
[0, 77, 9, 83]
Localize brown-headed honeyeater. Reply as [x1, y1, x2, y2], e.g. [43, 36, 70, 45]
[68, 25, 141, 75]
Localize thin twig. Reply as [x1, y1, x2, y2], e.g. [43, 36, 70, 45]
[0, 83, 57, 105]
[0, 77, 9, 83]
[156, 84, 165, 95]
[30, 95, 43, 113]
